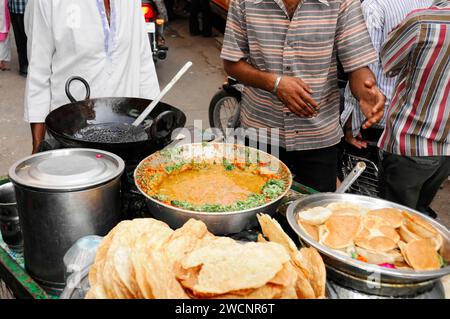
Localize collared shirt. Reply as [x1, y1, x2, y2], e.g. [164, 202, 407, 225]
[341, 0, 434, 137]
[24, 0, 160, 123]
[378, 1, 450, 157]
[8, 0, 27, 14]
[221, 0, 377, 151]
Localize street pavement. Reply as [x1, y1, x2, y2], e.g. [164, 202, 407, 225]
[0, 18, 447, 227]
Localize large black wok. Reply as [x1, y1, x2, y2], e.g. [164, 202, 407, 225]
[45, 77, 186, 161]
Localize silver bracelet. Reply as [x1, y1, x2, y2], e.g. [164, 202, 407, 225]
[272, 76, 282, 94]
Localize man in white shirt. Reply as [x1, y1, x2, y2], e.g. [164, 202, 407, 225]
[24, 0, 160, 153]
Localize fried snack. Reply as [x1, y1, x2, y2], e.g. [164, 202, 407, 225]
[257, 214, 298, 255]
[257, 234, 268, 243]
[355, 247, 404, 265]
[398, 239, 441, 271]
[367, 208, 404, 228]
[105, 219, 174, 298]
[298, 248, 326, 298]
[355, 236, 398, 252]
[257, 214, 310, 277]
[88, 221, 124, 298]
[87, 217, 326, 299]
[163, 219, 215, 265]
[131, 228, 181, 299]
[398, 224, 422, 243]
[399, 223, 443, 251]
[269, 261, 298, 288]
[321, 214, 362, 249]
[298, 221, 319, 242]
[296, 202, 445, 273]
[211, 283, 287, 299]
[133, 248, 189, 298]
[292, 263, 316, 299]
[100, 221, 134, 298]
[357, 225, 400, 244]
[327, 202, 369, 216]
[297, 207, 332, 226]
[177, 241, 290, 296]
[257, 214, 326, 298]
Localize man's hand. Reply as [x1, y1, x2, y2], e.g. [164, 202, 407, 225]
[31, 123, 46, 154]
[223, 60, 320, 118]
[349, 68, 385, 130]
[345, 130, 368, 149]
[276, 76, 319, 118]
[358, 79, 385, 129]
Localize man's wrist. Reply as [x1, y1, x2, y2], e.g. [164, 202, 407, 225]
[272, 76, 282, 94]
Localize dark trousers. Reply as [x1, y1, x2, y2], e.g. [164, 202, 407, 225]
[378, 152, 450, 213]
[280, 144, 339, 193]
[10, 13, 28, 73]
[244, 137, 339, 192]
[189, 0, 212, 36]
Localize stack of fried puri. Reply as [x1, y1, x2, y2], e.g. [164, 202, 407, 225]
[297, 203, 444, 271]
[86, 215, 326, 299]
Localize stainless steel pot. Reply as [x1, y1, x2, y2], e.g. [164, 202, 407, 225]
[134, 143, 293, 235]
[9, 149, 125, 295]
[0, 182, 23, 251]
[286, 193, 450, 297]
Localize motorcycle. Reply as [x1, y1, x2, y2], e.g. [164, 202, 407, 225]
[208, 76, 243, 133]
[142, 0, 169, 61]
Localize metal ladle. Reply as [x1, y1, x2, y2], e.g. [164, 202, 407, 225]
[132, 61, 193, 127]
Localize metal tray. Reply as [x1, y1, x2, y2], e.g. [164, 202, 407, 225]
[286, 193, 450, 286]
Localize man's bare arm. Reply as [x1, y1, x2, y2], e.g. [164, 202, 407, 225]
[30, 123, 46, 154]
[223, 59, 319, 117]
[348, 67, 385, 129]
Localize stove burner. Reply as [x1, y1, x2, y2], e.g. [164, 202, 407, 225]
[326, 280, 445, 299]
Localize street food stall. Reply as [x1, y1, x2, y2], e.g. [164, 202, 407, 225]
[0, 140, 449, 299]
[0, 72, 449, 300]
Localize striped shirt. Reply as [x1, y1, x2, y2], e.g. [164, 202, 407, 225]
[221, 0, 377, 151]
[8, 0, 27, 14]
[341, 0, 433, 137]
[378, 1, 450, 157]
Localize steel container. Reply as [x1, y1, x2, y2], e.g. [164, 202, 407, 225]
[135, 143, 293, 235]
[286, 193, 450, 297]
[9, 149, 125, 295]
[0, 182, 23, 251]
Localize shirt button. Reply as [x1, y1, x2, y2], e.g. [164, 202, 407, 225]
[285, 66, 291, 71]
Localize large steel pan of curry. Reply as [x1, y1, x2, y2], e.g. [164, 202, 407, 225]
[134, 143, 293, 235]
[286, 193, 450, 297]
[45, 77, 187, 161]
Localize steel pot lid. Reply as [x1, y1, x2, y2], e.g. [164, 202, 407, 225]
[9, 149, 125, 191]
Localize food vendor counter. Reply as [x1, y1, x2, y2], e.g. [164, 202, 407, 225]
[0, 175, 318, 299]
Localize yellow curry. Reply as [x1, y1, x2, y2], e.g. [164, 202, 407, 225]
[136, 160, 288, 213]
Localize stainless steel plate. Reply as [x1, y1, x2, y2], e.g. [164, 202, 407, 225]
[286, 193, 450, 285]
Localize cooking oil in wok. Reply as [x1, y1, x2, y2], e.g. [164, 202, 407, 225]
[73, 123, 149, 143]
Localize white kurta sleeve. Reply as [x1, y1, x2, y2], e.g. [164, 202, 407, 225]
[24, 0, 55, 123]
[138, 12, 160, 100]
